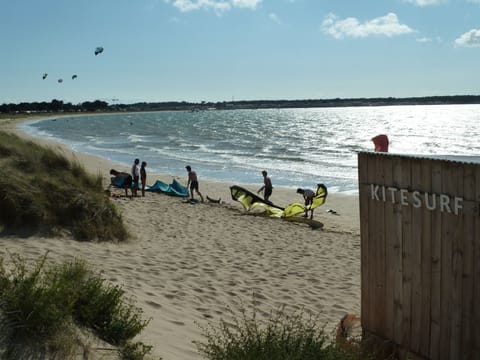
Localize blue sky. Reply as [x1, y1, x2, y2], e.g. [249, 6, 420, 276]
[1, 0, 479, 104]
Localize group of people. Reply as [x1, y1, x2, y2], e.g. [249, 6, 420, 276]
[257, 170, 316, 219]
[109, 158, 147, 198]
[109, 134, 387, 215]
[109, 161, 204, 203]
[109, 161, 316, 218]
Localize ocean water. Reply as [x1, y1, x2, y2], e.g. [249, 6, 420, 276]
[18, 104, 480, 193]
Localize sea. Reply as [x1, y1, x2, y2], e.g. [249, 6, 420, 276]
[18, 104, 480, 194]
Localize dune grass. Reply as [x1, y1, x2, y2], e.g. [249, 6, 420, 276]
[0, 253, 155, 359]
[0, 130, 128, 241]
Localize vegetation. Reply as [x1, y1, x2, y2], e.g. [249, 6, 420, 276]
[196, 305, 394, 360]
[0, 130, 128, 241]
[2, 95, 480, 115]
[0, 99, 109, 113]
[0, 254, 155, 359]
[195, 304, 386, 360]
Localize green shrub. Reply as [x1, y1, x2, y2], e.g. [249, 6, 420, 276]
[196, 304, 368, 360]
[120, 341, 157, 360]
[0, 254, 73, 342]
[0, 254, 152, 358]
[73, 275, 150, 345]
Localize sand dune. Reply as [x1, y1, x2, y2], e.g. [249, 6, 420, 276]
[0, 117, 361, 359]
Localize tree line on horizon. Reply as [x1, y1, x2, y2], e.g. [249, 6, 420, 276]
[2, 95, 480, 114]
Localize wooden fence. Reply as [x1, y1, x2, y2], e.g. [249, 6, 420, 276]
[358, 152, 480, 360]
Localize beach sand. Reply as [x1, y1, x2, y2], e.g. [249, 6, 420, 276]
[0, 116, 361, 359]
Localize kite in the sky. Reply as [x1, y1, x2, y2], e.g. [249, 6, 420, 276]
[94, 46, 104, 56]
[42, 73, 48, 79]
[72, 74, 77, 80]
[58, 79, 63, 83]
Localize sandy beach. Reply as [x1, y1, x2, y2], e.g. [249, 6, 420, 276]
[0, 116, 361, 359]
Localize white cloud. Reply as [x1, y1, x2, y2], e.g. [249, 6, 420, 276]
[321, 13, 414, 39]
[455, 29, 480, 47]
[165, 0, 230, 12]
[232, 0, 262, 9]
[165, 0, 261, 12]
[416, 36, 442, 43]
[269, 13, 281, 24]
[403, 0, 446, 6]
[416, 37, 432, 42]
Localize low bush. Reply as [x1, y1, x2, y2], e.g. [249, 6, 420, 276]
[73, 275, 149, 345]
[0, 254, 152, 359]
[196, 304, 374, 360]
[120, 341, 155, 360]
[0, 254, 73, 342]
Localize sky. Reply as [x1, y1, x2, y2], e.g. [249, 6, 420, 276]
[1, 0, 479, 104]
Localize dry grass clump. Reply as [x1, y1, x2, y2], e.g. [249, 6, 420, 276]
[0, 130, 127, 241]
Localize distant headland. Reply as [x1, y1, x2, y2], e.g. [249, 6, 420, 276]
[2, 95, 480, 114]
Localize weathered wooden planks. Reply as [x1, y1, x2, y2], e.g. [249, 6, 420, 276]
[358, 153, 479, 360]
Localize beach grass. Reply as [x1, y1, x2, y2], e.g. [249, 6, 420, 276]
[0, 253, 155, 359]
[0, 130, 128, 241]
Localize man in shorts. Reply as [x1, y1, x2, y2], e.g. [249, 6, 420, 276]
[257, 170, 273, 202]
[186, 165, 204, 203]
[297, 187, 315, 219]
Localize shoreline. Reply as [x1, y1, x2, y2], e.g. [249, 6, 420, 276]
[0, 115, 361, 359]
[5, 114, 361, 233]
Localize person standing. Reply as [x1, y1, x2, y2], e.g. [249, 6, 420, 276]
[297, 188, 315, 219]
[140, 161, 147, 197]
[257, 170, 273, 202]
[186, 165, 204, 203]
[131, 158, 140, 197]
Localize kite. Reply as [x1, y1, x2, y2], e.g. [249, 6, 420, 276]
[57, 79, 63, 83]
[94, 46, 104, 56]
[42, 73, 48, 80]
[72, 75, 77, 80]
[230, 183, 328, 228]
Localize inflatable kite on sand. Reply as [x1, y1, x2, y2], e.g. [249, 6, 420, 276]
[146, 179, 189, 197]
[110, 177, 189, 197]
[230, 183, 328, 228]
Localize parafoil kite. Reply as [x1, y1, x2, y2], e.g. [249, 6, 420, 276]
[72, 74, 77, 80]
[42, 73, 48, 79]
[94, 47, 104, 56]
[58, 79, 63, 83]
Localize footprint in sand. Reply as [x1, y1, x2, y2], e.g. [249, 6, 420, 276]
[145, 300, 162, 309]
[169, 320, 185, 326]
